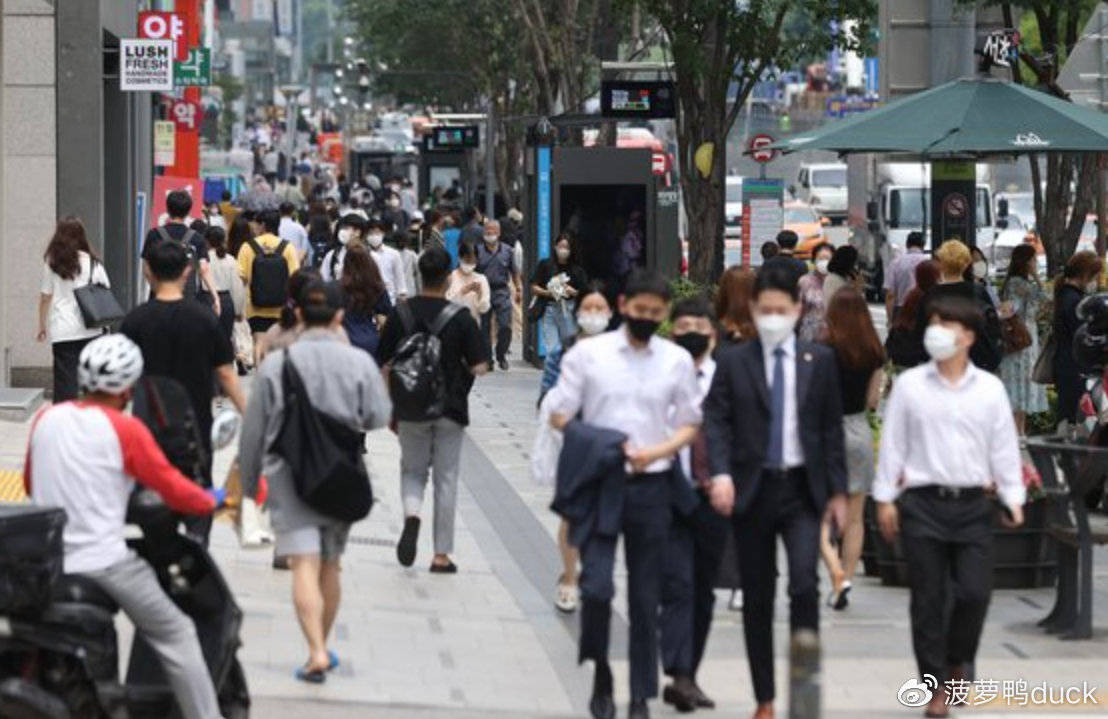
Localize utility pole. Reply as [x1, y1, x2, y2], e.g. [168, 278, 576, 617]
[485, 100, 497, 219]
[326, 0, 335, 64]
[1098, 6, 1107, 258]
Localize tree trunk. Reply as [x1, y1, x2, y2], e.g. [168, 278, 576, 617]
[677, 86, 726, 284]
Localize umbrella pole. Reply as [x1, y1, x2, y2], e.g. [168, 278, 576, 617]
[1098, 153, 1107, 261]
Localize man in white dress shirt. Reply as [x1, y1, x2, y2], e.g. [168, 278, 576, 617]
[658, 297, 728, 712]
[549, 270, 702, 719]
[365, 219, 408, 304]
[875, 294, 1024, 719]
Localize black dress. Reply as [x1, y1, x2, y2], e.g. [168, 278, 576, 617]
[1053, 284, 1086, 424]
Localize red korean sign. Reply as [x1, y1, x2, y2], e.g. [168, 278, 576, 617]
[151, 176, 203, 228]
[169, 99, 201, 133]
[138, 12, 188, 61]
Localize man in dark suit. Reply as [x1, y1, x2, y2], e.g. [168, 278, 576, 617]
[703, 264, 847, 719]
[761, 230, 808, 283]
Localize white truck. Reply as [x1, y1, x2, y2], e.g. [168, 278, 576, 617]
[849, 160, 995, 297]
[793, 162, 847, 223]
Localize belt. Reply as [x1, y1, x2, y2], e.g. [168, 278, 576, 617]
[629, 469, 671, 482]
[905, 485, 985, 500]
[762, 466, 807, 481]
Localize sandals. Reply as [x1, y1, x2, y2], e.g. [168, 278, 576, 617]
[429, 559, 458, 574]
[555, 581, 579, 613]
[295, 650, 339, 684]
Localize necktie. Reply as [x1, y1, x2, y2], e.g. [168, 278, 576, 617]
[767, 346, 786, 469]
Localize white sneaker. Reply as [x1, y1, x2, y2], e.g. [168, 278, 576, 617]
[555, 582, 579, 613]
[728, 589, 743, 611]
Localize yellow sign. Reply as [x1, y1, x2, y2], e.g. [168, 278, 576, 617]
[154, 120, 176, 166]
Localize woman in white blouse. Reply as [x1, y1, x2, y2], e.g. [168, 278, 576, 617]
[37, 217, 110, 401]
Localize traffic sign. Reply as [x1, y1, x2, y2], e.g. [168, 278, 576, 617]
[138, 11, 187, 61]
[651, 152, 666, 175]
[750, 133, 776, 163]
[175, 48, 211, 87]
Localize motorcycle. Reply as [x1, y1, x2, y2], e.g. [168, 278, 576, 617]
[0, 412, 249, 719]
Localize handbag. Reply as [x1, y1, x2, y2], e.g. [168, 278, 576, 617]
[1000, 314, 1032, 354]
[73, 260, 124, 328]
[271, 351, 373, 522]
[1031, 332, 1055, 385]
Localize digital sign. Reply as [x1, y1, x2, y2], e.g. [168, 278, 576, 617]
[600, 81, 676, 119]
[431, 125, 480, 149]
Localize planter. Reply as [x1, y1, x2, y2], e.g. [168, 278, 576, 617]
[865, 498, 1060, 589]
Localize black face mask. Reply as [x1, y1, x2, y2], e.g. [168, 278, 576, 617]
[624, 316, 661, 342]
[674, 331, 710, 359]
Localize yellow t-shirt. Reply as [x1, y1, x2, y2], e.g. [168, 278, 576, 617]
[237, 233, 300, 319]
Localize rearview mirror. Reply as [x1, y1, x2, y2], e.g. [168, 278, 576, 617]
[996, 218, 1008, 230]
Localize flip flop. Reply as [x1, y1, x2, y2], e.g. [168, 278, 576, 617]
[327, 650, 340, 671]
[294, 665, 326, 684]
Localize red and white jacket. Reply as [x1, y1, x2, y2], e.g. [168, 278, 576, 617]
[25, 402, 214, 574]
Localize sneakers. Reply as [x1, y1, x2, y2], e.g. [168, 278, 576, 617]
[396, 516, 421, 567]
[728, 589, 743, 611]
[555, 582, 579, 613]
[827, 581, 852, 610]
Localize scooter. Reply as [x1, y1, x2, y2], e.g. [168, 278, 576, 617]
[0, 412, 249, 719]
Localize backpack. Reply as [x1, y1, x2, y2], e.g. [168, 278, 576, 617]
[387, 301, 464, 422]
[971, 284, 1003, 371]
[156, 226, 201, 298]
[246, 238, 290, 308]
[131, 375, 209, 485]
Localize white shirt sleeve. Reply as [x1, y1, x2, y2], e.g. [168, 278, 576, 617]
[989, 384, 1026, 508]
[391, 249, 407, 298]
[40, 263, 54, 295]
[545, 343, 586, 419]
[873, 375, 909, 502]
[670, 354, 703, 428]
[92, 260, 110, 288]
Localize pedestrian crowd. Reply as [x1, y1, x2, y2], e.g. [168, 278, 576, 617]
[28, 186, 1099, 719]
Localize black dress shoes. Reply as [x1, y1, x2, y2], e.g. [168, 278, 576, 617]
[690, 682, 716, 709]
[628, 699, 650, 719]
[662, 676, 697, 713]
[589, 662, 615, 719]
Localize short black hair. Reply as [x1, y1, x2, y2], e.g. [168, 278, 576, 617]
[906, 231, 926, 249]
[671, 296, 712, 322]
[927, 294, 982, 337]
[258, 209, 281, 234]
[811, 241, 834, 259]
[338, 213, 368, 233]
[623, 268, 671, 302]
[166, 190, 193, 219]
[464, 205, 482, 223]
[827, 244, 860, 277]
[189, 219, 207, 233]
[776, 229, 799, 250]
[754, 264, 800, 302]
[761, 241, 780, 259]
[147, 237, 190, 281]
[458, 239, 478, 261]
[279, 201, 295, 216]
[299, 281, 343, 326]
[221, 190, 232, 201]
[419, 246, 451, 288]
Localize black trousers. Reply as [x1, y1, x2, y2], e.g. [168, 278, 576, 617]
[480, 294, 513, 363]
[735, 469, 821, 704]
[579, 474, 671, 702]
[899, 489, 993, 685]
[660, 490, 730, 678]
[52, 337, 96, 402]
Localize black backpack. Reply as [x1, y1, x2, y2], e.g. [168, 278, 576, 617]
[131, 375, 209, 485]
[156, 226, 201, 299]
[272, 351, 373, 522]
[246, 238, 290, 308]
[387, 301, 464, 422]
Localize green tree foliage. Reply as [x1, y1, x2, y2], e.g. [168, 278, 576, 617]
[630, 0, 876, 283]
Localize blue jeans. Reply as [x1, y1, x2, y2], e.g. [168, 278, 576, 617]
[541, 300, 577, 354]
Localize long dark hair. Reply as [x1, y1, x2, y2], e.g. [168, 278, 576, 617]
[715, 265, 756, 339]
[891, 259, 941, 331]
[308, 214, 332, 248]
[1055, 250, 1102, 305]
[825, 286, 885, 371]
[45, 217, 97, 280]
[553, 231, 575, 266]
[280, 269, 321, 329]
[827, 245, 859, 280]
[228, 215, 254, 258]
[341, 245, 386, 315]
[1001, 244, 1038, 300]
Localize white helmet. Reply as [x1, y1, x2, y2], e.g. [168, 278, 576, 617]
[78, 334, 144, 395]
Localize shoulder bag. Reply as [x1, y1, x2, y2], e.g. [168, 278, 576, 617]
[73, 259, 124, 328]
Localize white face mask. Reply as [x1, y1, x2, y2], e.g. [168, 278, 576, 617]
[338, 228, 353, 246]
[460, 262, 476, 274]
[483, 235, 498, 246]
[973, 261, 988, 280]
[577, 312, 611, 336]
[1087, 281, 1099, 294]
[387, 198, 400, 208]
[555, 247, 571, 262]
[924, 324, 960, 361]
[815, 258, 830, 275]
[754, 312, 797, 347]
[367, 233, 384, 249]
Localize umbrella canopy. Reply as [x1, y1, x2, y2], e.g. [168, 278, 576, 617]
[771, 77, 1108, 156]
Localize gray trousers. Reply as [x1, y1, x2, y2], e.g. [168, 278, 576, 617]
[82, 553, 221, 719]
[398, 418, 465, 554]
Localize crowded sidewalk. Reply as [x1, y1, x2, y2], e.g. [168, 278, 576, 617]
[3, 355, 1104, 717]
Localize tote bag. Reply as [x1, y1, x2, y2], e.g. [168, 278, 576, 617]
[271, 351, 373, 522]
[1032, 333, 1055, 385]
[73, 261, 124, 328]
